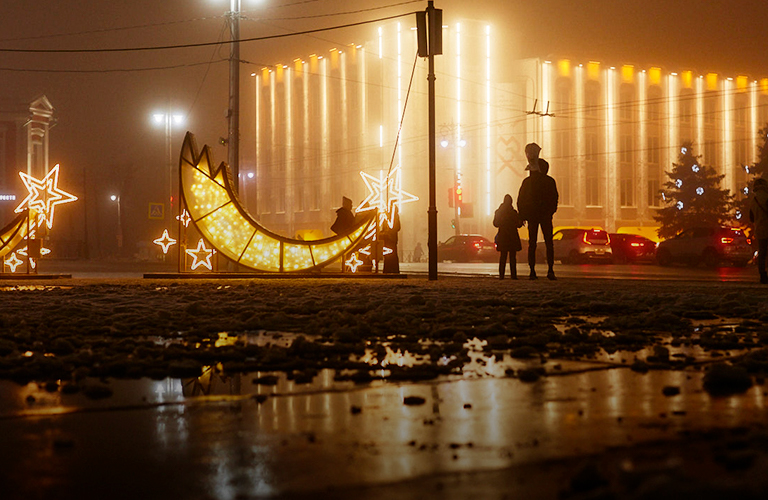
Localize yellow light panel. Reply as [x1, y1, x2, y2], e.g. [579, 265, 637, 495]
[179, 133, 374, 273]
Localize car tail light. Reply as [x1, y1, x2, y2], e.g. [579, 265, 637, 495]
[474, 242, 482, 249]
[630, 242, 642, 247]
[721, 237, 734, 244]
[584, 230, 609, 245]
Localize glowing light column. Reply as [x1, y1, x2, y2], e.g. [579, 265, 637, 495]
[485, 25, 491, 216]
[724, 77, 733, 191]
[455, 23, 462, 224]
[606, 66, 617, 230]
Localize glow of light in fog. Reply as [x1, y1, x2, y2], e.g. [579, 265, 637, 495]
[380, 125, 384, 148]
[606, 65, 615, 211]
[486, 25, 491, 216]
[751, 80, 759, 164]
[378, 27, 382, 59]
[724, 77, 734, 190]
[639, 69, 647, 175]
[397, 23, 402, 170]
[668, 74, 677, 166]
[456, 23, 462, 218]
[322, 57, 328, 184]
[696, 75, 704, 151]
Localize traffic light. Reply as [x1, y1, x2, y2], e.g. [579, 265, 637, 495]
[456, 186, 462, 205]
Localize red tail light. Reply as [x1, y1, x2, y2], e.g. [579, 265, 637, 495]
[720, 237, 734, 244]
[630, 242, 642, 247]
[474, 242, 482, 249]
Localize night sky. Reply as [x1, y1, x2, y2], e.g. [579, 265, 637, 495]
[0, 0, 764, 248]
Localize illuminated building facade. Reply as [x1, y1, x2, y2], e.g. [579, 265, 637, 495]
[251, 20, 768, 254]
[0, 95, 55, 223]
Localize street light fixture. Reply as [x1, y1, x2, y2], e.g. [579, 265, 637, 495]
[110, 194, 122, 250]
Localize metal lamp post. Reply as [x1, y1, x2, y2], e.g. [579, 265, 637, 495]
[110, 194, 122, 250]
[152, 111, 185, 218]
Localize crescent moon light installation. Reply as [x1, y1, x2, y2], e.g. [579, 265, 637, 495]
[178, 133, 374, 272]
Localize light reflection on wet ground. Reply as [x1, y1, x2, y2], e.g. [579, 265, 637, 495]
[1, 365, 767, 499]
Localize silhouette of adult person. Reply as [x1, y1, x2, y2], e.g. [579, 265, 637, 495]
[412, 241, 424, 263]
[331, 196, 356, 235]
[380, 206, 401, 274]
[749, 177, 768, 284]
[493, 193, 523, 279]
[517, 145, 559, 280]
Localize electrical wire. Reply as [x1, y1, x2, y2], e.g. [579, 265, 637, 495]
[0, 12, 418, 54]
[0, 60, 228, 73]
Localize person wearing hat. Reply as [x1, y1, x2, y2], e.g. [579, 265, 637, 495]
[331, 196, 356, 235]
[749, 177, 768, 283]
[517, 151, 559, 280]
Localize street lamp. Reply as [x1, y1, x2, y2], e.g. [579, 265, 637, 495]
[151, 110, 185, 218]
[110, 194, 122, 250]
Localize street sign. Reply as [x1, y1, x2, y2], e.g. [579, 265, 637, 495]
[148, 203, 164, 220]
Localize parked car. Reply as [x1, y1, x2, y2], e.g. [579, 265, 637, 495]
[655, 227, 752, 267]
[438, 234, 497, 262]
[547, 228, 613, 264]
[609, 233, 657, 263]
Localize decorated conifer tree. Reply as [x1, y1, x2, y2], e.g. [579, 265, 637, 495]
[653, 142, 734, 239]
[734, 125, 768, 225]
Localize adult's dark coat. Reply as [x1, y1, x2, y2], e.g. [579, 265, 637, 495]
[517, 171, 559, 222]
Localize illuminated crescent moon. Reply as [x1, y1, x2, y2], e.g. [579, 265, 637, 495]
[0, 210, 29, 260]
[179, 132, 374, 272]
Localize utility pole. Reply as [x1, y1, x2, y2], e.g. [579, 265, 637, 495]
[228, 0, 240, 191]
[418, 1, 442, 280]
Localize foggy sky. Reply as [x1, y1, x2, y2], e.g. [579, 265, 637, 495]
[0, 0, 765, 222]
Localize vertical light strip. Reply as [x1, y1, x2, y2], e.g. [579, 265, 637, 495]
[322, 57, 328, 206]
[255, 73, 260, 213]
[286, 65, 292, 217]
[751, 80, 758, 164]
[456, 23, 462, 217]
[606, 66, 615, 221]
[361, 46, 366, 151]
[378, 27, 383, 59]
[696, 75, 704, 152]
[667, 74, 676, 171]
[542, 60, 551, 165]
[397, 23, 403, 171]
[724, 78, 733, 191]
[575, 64, 584, 208]
[379, 125, 383, 148]
[485, 25, 491, 216]
[638, 70, 646, 208]
[270, 69, 276, 169]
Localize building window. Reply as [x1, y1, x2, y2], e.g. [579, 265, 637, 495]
[620, 178, 634, 207]
[647, 178, 661, 207]
[648, 136, 660, 164]
[620, 135, 633, 163]
[586, 133, 598, 162]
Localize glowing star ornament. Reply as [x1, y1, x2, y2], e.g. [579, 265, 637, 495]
[176, 210, 191, 228]
[356, 166, 418, 228]
[345, 252, 364, 273]
[14, 164, 78, 229]
[153, 229, 177, 254]
[4, 252, 23, 272]
[186, 238, 214, 271]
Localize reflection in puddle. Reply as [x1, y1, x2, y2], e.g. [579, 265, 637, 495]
[0, 285, 71, 291]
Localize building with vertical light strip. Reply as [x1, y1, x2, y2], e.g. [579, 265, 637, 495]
[251, 19, 768, 257]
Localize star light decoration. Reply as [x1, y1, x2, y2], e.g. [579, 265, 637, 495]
[345, 252, 364, 273]
[186, 238, 214, 271]
[176, 209, 191, 228]
[356, 166, 418, 229]
[349, 166, 417, 272]
[153, 229, 177, 254]
[14, 164, 78, 230]
[4, 253, 23, 273]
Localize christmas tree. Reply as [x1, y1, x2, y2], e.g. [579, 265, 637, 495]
[653, 142, 734, 239]
[734, 125, 768, 225]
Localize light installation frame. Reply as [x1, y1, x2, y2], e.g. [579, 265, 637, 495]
[178, 132, 375, 273]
